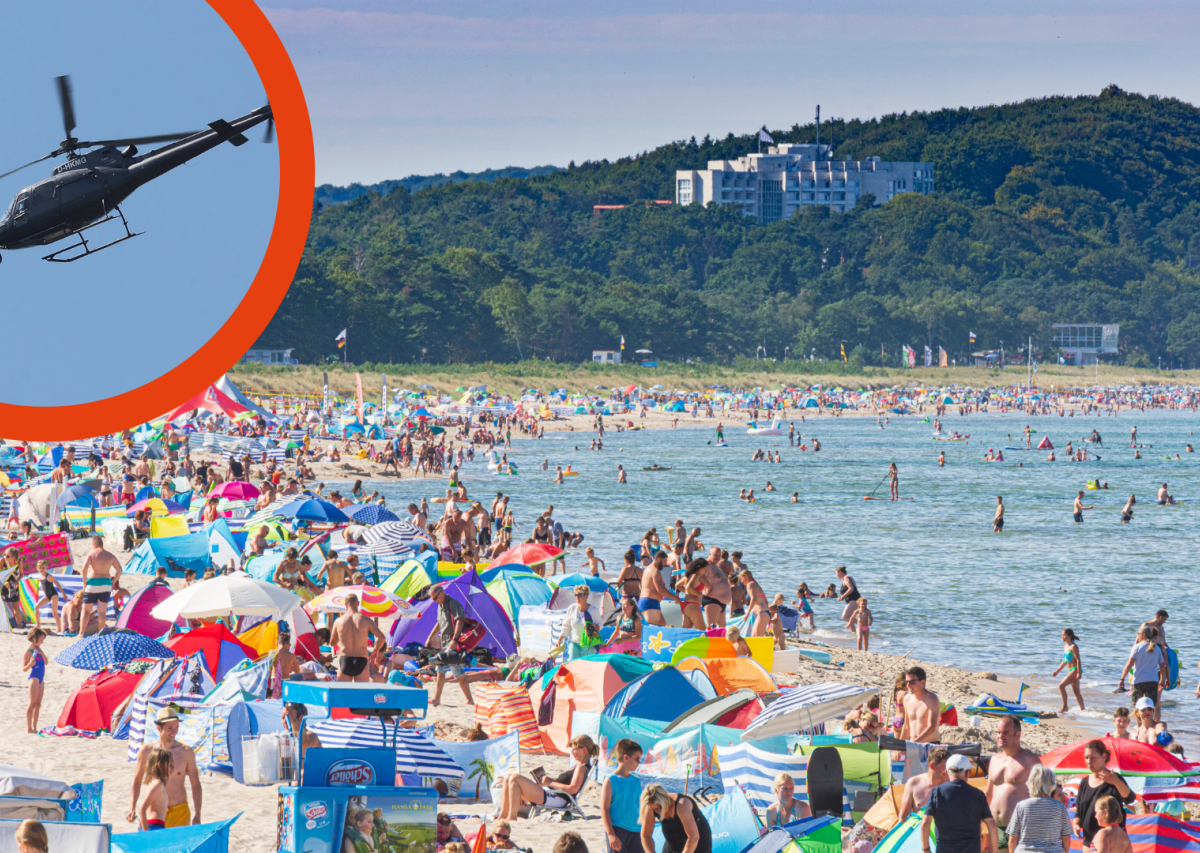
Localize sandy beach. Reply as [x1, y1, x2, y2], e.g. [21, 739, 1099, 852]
[0, 540, 1096, 853]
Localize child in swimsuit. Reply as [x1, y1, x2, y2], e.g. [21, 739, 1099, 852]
[726, 627, 752, 658]
[138, 748, 173, 830]
[1109, 707, 1131, 740]
[1051, 628, 1085, 713]
[23, 629, 46, 733]
[853, 599, 873, 652]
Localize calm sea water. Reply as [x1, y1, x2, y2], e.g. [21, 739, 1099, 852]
[368, 410, 1200, 749]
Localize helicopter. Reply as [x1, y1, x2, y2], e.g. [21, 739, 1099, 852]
[0, 76, 273, 263]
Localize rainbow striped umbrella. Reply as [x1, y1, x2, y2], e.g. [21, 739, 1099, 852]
[305, 584, 417, 619]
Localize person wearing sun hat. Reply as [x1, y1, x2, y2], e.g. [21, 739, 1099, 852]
[128, 705, 203, 828]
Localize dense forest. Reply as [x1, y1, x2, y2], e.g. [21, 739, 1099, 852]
[313, 165, 561, 208]
[259, 86, 1200, 369]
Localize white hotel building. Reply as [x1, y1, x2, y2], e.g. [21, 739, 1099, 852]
[675, 143, 933, 223]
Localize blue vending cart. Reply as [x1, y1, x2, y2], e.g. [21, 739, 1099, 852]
[278, 682, 438, 853]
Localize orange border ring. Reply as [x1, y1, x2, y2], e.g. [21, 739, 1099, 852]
[7, 0, 314, 439]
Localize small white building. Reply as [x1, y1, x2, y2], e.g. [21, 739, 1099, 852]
[592, 350, 622, 364]
[241, 347, 297, 365]
[676, 142, 934, 223]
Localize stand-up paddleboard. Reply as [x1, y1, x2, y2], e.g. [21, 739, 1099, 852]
[863, 496, 916, 501]
[796, 648, 833, 664]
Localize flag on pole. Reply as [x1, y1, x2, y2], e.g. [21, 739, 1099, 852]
[758, 129, 774, 143]
[382, 374, 388, 416]
[620, 336, 625, 351]
[335, 329, 347, 349]
[939, 346, 948, 367]
[924, 346, 933, 368]
[840, 343, 847, 363]
[471, 819, 488, 853]
[355, 373, 364, 425]
[969, 331, 976, 344]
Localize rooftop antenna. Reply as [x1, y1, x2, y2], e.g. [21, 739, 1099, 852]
[815, 105, 820, 147]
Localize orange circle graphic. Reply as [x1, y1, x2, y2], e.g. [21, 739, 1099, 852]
[5, 0, 313, 438]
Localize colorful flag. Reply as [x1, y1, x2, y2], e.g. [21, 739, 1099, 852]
[840, 343, 847, 363]
[335, 329, 347, 349]
[939, 347, 948, 368]
[924, 346, 933, 368]
[969, 331, 977, 344]
[322, 372, 329, 411]
[620, 336, 625, 351]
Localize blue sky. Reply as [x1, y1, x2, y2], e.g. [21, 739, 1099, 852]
[1, 2, 277, 407]
[263, 0, 1200, 185]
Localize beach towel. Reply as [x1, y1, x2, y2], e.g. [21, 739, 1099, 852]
[8, 533, 73, 571]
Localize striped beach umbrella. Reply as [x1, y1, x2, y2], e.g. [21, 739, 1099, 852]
[345, 503, 400, 525]
[362, 521, 434, 550]
[305, 584, 416, 619]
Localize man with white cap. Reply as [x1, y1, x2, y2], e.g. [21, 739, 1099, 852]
[1131, 697, 1170, 746]
[922, 753, 997, 853]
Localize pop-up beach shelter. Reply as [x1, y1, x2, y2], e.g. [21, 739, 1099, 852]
[380, 556, 438, 599]
[237, 610, 320, 661]
[529, 654, 654, 753]
[111, 816, 241, 853]
[57, 666, 146, 732]
[163, 385, 248, 422]
[675, 656, 777, 696]
[124, 533, 212, 577]
[114, 581, 179, 637]
[484, 570, 555, 623]
[387, 569, 517, 659]
[603, 667, 708, 724]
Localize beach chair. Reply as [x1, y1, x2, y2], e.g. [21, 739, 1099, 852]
[528, 789, 587, 821]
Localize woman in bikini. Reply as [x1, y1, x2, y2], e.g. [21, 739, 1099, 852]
[739, 569, 770, 637]
[765, 773, 811, 827]
[614, 550, 642, 600]
[1051, 628, 1085, 712]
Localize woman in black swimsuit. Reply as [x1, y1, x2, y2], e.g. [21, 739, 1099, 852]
[640, 784, 712, 853]
[836, 566, 860, 625]
[497, 735, 596, 819]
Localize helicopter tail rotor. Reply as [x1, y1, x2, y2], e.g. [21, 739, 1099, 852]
[263, 116, 274, 144]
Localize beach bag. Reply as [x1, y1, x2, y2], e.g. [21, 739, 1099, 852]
[538, 681, 557, 727]
[452, 618, 485, 653]
[580, 609, 603, 647]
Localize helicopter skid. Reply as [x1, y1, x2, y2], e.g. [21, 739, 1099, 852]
[42, 207, 143, 263]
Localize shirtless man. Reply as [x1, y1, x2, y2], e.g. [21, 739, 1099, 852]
[985, 715, 1043, 847]
[1157, 483, 1175, 505]
[900, 667, 941, 743]
[440, 511, 472, 559]
[128, 707, 202, 826]
[993, 496, 1005, 533]
[79, 535, 122, 636]
[50, 457, 71, 484]
[899, 747, 949, 821]
[683, 527, 701, 561]
[1073, 491, 1094, 523]
[637, 553, 681, 627]
[694, 556, 733, 628]
[249, 526, 270, 557]
[407, 503, 427, 530]
[330, 594, 374, 682]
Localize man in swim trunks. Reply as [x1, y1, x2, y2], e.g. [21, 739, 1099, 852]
[993, 496, 1005, 532]
[1073, 491, 1093, 522]
[900, 747, 949, 821]
[637, 553, 681, 627]
[900, 667, 941, 743]
[683, 527, 701, 561]
[330, 593, 374, 683]
[986, 716, 1043, 848]
[1157, 483, 1175, 505]
[79, 535, 122, 636]
[129, 706, 202, 827]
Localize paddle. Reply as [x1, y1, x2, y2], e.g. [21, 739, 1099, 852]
[866, 471, 889, 499]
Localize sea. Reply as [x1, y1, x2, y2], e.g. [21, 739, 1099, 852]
[367, 409, 1200, 753]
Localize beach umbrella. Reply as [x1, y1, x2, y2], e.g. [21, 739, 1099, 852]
[275, 498, 350, 523]
[1042, 737, 1196, 777]
[165, 623, 258, 682]
[57, 666, 146, 732]
[1065, 813, 1200, 853]
[210, 481, 261, 500]
[307, 719, 463, 779]
[150, 573, 303, 621]
[306, 584, 416, 619]
[345, 503, 400, 524]
[54, 630, 176, 670]
[362, 521, 434, 549]
[741, 682, 878, 742]
[55, 482, 98, 508]
[126, 497, 186, 517]
[488, 542, 564, 567]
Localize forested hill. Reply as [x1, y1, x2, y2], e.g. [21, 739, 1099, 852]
[262, 86, 1200, 368]
[313, 165, 561, 208]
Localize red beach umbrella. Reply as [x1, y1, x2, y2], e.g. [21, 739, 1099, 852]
[1042, 736, 1196, 777]
[488, 542, 564, 567]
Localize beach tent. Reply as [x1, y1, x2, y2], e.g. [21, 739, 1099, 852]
[675, 656, 777, 696]
[796, 741, 893, 798]
[379, 556, 438, 599]
[166, 624, 258, 682]
[484, 570, 555, 623]
[237, 609, 320, 661]
[604, 667, 708, 725]
[662, 688, 766, 733]
[649, 787, 761, 853]
[741, 817, 843, 853]
[742, 683, 878, 742]
[529, 655, 654, 753]
[118, 583, 184, 640]
[387, 569, 517, 659]
[225, 698, 289, 784]
[17, 485, 57, 527]
[862, 784, 905, 833]
[163, 385, 248, 422]
[203, 654, 275, 704]
[116, 654, 215, 753]
[111, 816, 239, 853]
[57, 666, 146, 732]
[124, 534, 212, 577]
[216, 373, 275, 420]
[205, 519, 244, 568]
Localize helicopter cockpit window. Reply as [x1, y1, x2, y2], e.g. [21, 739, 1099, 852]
[13, 195, 29, 217]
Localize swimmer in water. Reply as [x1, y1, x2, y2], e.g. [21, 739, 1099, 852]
[790, 492, 799, 503]
[938, 451, 945, 467]
[738, 488, 747, 501]
[746, 489, 756, 502]
[554, 466, 564, 484]
[617, 465, 626, 483]
[1157, 483, 1174, 505]
[764, 481, 776, 492]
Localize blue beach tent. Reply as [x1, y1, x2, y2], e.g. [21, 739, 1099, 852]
[604, 667, 707, 724]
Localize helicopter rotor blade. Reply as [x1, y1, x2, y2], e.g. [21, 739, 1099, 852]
[74, 131, 202, 149]
[0, 153, 57, 181]
[56, 75, 76, 141]
[263, 117, 274, 144]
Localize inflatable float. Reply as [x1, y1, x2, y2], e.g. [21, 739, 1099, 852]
[747, 417, 783, 436]
[965, 683, 1041, 723]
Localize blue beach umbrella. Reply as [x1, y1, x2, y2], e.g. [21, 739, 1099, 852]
[276, 499, 351, 523]
[56, 482, 99, 509]
[345, 504, 400, 524]
[54, 629, 177, 670]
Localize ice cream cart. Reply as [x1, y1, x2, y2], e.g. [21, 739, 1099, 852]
[277, 682, 438, 853]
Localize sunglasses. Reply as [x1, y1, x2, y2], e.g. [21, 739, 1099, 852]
[493, 833, 511, 840]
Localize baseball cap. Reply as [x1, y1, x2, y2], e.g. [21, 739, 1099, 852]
[1135, 697, 1155, 711]
[946, 754, 972, 772]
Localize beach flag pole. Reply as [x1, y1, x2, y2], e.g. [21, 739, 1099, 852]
[878, 649, 916, 677]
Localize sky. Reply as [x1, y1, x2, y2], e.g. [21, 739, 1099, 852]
[262, 0, 1200, 186]
[1, 1, 278, 407]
